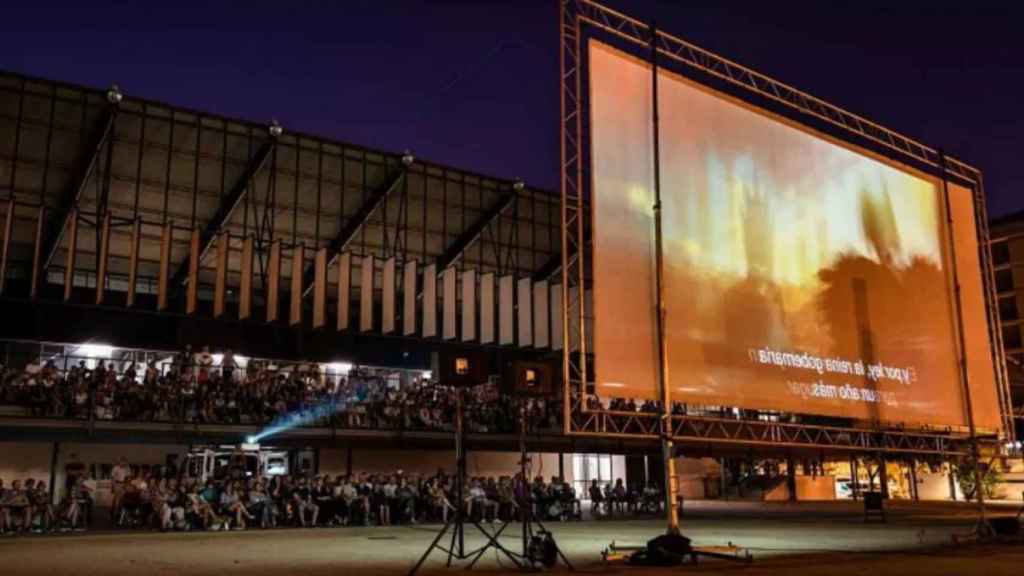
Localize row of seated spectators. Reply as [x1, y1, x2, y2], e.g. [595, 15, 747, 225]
[0, 346, 560, 433]
[0, 476, 90, 534]
[0, 344, 754, 434]
[0, 462, 666, 535]
[110, 472, 586, 532]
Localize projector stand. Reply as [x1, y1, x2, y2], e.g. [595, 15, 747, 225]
[507, 399, 573, 569]
[409, 388, 525, 576]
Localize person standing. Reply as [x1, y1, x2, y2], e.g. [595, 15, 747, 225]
[221, 349, 238, 384]
[110, 457, 131, 521]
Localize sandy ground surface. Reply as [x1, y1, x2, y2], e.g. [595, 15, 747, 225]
[1, 500, 1022, 575]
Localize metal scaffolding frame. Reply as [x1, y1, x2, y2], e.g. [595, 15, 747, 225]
[559, 0, 1014, 454]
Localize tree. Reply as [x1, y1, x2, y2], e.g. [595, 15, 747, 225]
[952, 455, 1001, 500]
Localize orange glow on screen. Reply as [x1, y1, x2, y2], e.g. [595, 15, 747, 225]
[589, 40, 1000, 430]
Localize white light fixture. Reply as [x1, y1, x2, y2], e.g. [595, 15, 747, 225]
[402, 150, 415, 166]
[421, 370, 433, 380]
[77, 343, 114, 358]
[327, 362, 353, 375]
[268, 119, 283, 138]
[512, 178, 525, 192]
[106, 84, 123, 105]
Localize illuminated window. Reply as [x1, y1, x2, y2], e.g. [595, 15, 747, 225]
[573, 453, 612, 499]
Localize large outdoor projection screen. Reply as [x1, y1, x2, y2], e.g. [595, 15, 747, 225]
[588, 40, 1001, 431]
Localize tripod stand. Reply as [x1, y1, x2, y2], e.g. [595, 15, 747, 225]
[503, 400, 573, 570]
[409, 388, 525, 576]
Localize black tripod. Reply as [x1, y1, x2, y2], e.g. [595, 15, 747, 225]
[409, 388, 525, 576]
[496, 400, 573, 570]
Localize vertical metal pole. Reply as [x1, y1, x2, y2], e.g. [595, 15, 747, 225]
[49, 442, 60, 506]
[8, 79, 24, 199]
[520, 401, 529, 555]
[455, 388, 465, 556]
[0, 199, 13, 294]
[938, 151, 987, 526]
[649, 23, 678, 534]
[315, 142, 323, 243]
[127, 217, 140, 307]
[31, 206, 45, 298]
[133, 105, 146, 218]
[720, 457, 727, 500]
[786, 454, 797, 502]
[191, 116, 201, 228]
[163, 112, 174, 222]
[293, 140, 300, 245]
[40, 86, 56, 208]
[878, 454, 890, 499]
[850, 455, 861, 500]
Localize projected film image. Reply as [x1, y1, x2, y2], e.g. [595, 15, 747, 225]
[589, 41, 998, 429]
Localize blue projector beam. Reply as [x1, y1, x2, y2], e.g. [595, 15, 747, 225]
[248, 396, 349, 444]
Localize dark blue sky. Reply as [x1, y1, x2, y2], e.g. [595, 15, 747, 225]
[2, 1, 1021, 215]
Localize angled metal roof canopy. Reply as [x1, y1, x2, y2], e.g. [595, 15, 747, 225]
[40, 100, 118, 271]
[435, 181, 521, 271]
[301, 164, 408, 298]
[169, 135, 277, 290]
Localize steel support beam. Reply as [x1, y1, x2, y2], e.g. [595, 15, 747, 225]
[533, 251, 564, 282]
[301, 166, 407, 297]
[40, 106, 117, 271]
[170, 140, 275, 289]
[436, 187, 518, 271]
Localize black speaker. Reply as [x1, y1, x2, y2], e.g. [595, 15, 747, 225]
[504, 360, 554, 397]
[989, 516, 1020, 536]
[433, 349, 489, 388]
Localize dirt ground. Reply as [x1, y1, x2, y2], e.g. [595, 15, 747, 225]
[1, 500, 1021, 575]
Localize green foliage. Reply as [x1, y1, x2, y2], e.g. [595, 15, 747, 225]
[952, 456, 1001, 500]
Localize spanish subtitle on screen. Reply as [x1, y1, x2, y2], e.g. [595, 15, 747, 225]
[748, 346, 916, 407]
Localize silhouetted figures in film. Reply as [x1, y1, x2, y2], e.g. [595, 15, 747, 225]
[717, 183, 789, 374]
[815, 186, 949, 419]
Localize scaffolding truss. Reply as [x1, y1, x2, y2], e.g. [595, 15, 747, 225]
[559, 0, 1014, 454]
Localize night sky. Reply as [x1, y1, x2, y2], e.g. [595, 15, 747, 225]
[1, 1, 1020, 216]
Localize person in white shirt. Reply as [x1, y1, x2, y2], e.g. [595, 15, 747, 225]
[465, 478, 498, 522]
[195, 346, 213, 381]
[110, 457, 131, 521]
